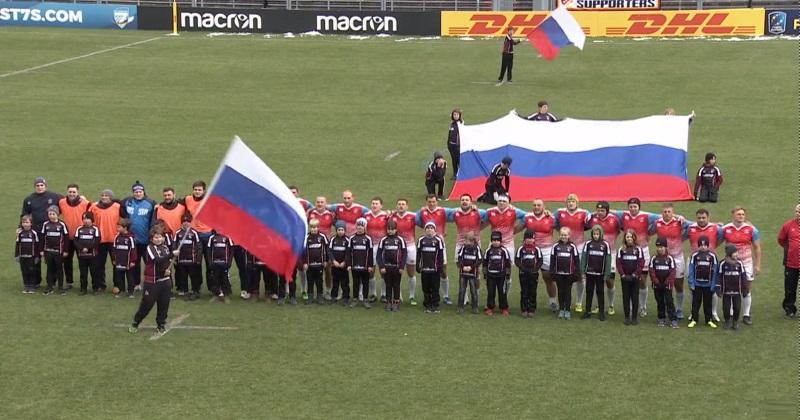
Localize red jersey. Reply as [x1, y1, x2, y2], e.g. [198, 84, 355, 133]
[307, 208, 335, 235]
[654, 216, 686, 257]
[722, 223, 760, 266]
[589, 213, 620, 247]
[686, 222, 722, 252]
[778, 219, 800, 269]
[365, 211, 388, 243]
[332, 203, 367, 236]
[523, 212, 555, 248]
[450, 208, 486, 245]
[418, 207, 448, 237]
[390, 212, 418, 244]
[555, 208, 590, 248]
[618, 211, 657, 248]
[487, 206, 524, 248]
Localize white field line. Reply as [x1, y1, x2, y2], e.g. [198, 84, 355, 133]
[149, 312, 189, 341]
[0, 36, 161, 79]
[114, 323, 239, 331]
[384, 151, 401, 161]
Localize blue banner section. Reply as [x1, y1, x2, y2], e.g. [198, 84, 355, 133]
[765, 9, 800, 36]
[0, 2, 137, 29]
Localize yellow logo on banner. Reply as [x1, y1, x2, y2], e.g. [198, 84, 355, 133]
[441, 9, 764, 37]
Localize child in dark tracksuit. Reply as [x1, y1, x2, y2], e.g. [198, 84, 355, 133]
[112, 219, 138, 298]
[550, 227, 580, 320]
[303, 219, 329, 305]
[16, 215, 40, 293]
[130, 229, 177, 338]
[717, 244, 749, 330]
[425, 152, 447, 199]
[173, 214, 203, 300]
[207, 231, 234, 300]
[457, 233, 482, 314]
[484, 231, 511, 316]
[278, 260, 300, 305]
[329, 222, 351, 304]
[348, 218, 373, 309]
[417, 221, 445, 313]
[516, 230, 542, 318]
[580, 225, 611, 321]
[650, 237, 678, 328]
[687, 235, 718, 328]
[694, 152, 723, 203]
[617, 229, 645, 326]
[377, 220, 407, 312]
[41, 206, 69, 295]
[73, 212, 101, 295]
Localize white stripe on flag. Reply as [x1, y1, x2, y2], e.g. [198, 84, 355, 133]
[551, 7, 586, 50]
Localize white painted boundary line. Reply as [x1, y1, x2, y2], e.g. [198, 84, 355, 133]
[114, 323, 239, 331]
[150, 312, 189, 341]
[0, 37, 161, 79]
[384, 151, 401, 161]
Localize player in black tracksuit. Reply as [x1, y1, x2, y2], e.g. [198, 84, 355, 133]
[580, 225, 611, 321]
[497, 27, 520, 84]
[617, 230, 646, 325]
[717, 244, 749, 330]
[417, 222, 445, 313]
[447, 109, 462, 179]
[41, 206, 69, 295]
[15, 215, 40, 293]
[21, 178, 62, 287]
[278, 260, 300, 305]
[457, 233, 482, 314]
[377, 220, 406, 312]
[130, 229, 177, 337]
[303, 219, 329, 305]
[478, 157, 512, 204]
[425, 152, 447, 199]
[484, 231, 511, 315]
[248, 251, 278, 301]
[348, 218, 373, 309]
[207, 232, 234, 300]
[687, 236, 718, 328]
[112, 219, 138, 297]
[550, 227, 581, 320]
[73, 212, 101, 294]
[329, 223, 351, 304]
[650, 238, 678, 328]
[516, 230, 543, 318]
[173, 214, 203, 299]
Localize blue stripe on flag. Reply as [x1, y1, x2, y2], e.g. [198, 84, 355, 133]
[540, 17, 572, 48]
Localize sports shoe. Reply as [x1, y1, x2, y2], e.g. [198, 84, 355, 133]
[501, 309, 509, 317]
[549, 302, 558, 312]
[392, 303, 400, 312]
[128, 324, 138, 334]
[676, 309, 684, 320]
[623, 318, 631, 325]
[485, 308, 494, 316]
[128, 293, 135, 299]
[152, 327, 166, 338]
[409, 297, 418, 306]
[598, 313, 606, 321]
[289, 297, 298, 305]
[277, 298, 285, 306]
[687, 320, 697, 328]
[742, 316, 752, 325]
[607, 306, 615, 315]
[342, 298, 350, 306]
[495, 81, 504, 86]
[134, 284, 142, 292]
[732, 321, 739, 330]
[363, 301, 371, 309]
[564, 311, 571, 320]
[639, 308, 647, 318]
[385, 304, 392, 312]
[707, 321, 718, 329]
[558, 310, 565, 319]
[657, 319, 666, 327]
[582, 312, 591, 320]
[65, 284, 73, 290]
[631, 318, 639, 325]
[177, 291, 186, 297]
[240, 291, 251, 300]
[302, 292, 309, 301]
[724, 319, 732, 329]
[59, 288, 67, 296]
[424, 307, 432, 313]
[380, 296, 388, 304]
[443, 297, 453, 305]
[574, 304, 583, 313]
[457, 307, 465, 314]
[472, 307, 480, 314]
[316, 295, 325, 305]
[350, 300, 359, 308]
[591, 307, 599, 314]
[42, 288, 54, 296]
[79, 289, 88, 296]
[671, 320, 679, 329]
[712, 313, 720, 323]
[368, 295, 377, 303]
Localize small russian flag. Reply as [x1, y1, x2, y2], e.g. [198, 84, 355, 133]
[527, 7, 586, 61]
[195, 136, 307, 280]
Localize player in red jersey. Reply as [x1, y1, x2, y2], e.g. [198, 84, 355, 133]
[486, 194, 525, 293]
[722, 206, 762, 325]
[614, 197, 659, 317]
[365, 197, 388, 302]
[307, 196, 335, 300]
[588, 201, 621, 315]
[416, 195, 455, 304]
[389, 198, 421, 305]
[329, 190, 368, 236]
[651, 203, 691, 319]
[521, 199, 557, 311]
[554, 194, 591, 313]
[289, 185, 312, 212]
[684, 208, 724, 321]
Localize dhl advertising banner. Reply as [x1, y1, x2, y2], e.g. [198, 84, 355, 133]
[441, 9, 764, 37]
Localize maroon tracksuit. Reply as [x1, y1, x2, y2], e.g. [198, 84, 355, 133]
[112, 233, 138, 293]
[41, 220, 69, 291]
[16, 228, 40, 290]
[74, 225, 101, 291]
[133, 243, 173, 329]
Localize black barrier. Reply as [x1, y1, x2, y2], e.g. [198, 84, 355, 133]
[137, 6, 439, 36]
[765, 9, 800, 36]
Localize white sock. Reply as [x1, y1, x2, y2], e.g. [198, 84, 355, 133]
[408, 276, 417, 299]
[380, 279, 386, 298]
[607, 287, 615, 307]
[711, 294, 719, 319]
[442, 278, 450, 298]
[676, 292, 685, 312]
[743, 295, 752, 317]
[548, 297, 557, 305]
[575, 279, 585, 305]
[639, 288, 648, 310]
[368, 277, 376, 297]
[300, 271, 307, 293]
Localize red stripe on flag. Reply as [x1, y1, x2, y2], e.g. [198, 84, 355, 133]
[197, 195, 300, 280]
[527, 30, 560, 61]
[448, 174, 694, 202]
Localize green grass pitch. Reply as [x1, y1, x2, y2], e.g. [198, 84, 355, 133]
[0, 28, 797, 419]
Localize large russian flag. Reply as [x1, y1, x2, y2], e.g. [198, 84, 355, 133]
[448, 112, 694, 203]
[527, 7, 586, 61]
[195, 137, 307, 279]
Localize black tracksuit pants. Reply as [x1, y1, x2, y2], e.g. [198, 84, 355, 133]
[95, 243, 113, 289]
[691, 286, 713, 323]
[585, 273, 605, 314]
[486, 273, 508, 310]
[331, 266, 350, 300]
[113, 268, 137, 294]
[519, 271, 539, 313]
[426, 179, 444, 198]
[233, 245, 249, 292]
[621, 275, 640, 321]
[278, 276, 297, 299]
[250, 265, 278, 296]
[209, 265, 232, 296]
[498, 52, 514, 82]
[723, 294, 741, 322]
[63, 241, 75, 285]
[175, 263, 202, 293]
[306, 267, 324, 298]
[458, 275, 479, 310]
[133, 279, 172, 328]
[20, 257, 37, 289]
[351, 270, 369, 300]
[78, 256, 102, 291]
[421, 271, 441, 309]
[384, 269, 401, 302]
[44, 252, 64, 290]
[783, 267, 799, 315]
[654, 286, 677, 321]
[448, 144, 460, 176]
[554, 273, 573, 311]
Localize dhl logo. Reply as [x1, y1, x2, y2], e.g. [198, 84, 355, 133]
[447, 14, 549, 36]
[605, 12, 757, 36]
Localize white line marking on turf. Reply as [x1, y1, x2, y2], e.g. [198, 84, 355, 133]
[0, 37, 161, 79]
[385, 151, 401, 161]
[114, 323, 239, 331]
[149, 312, 189, 341]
